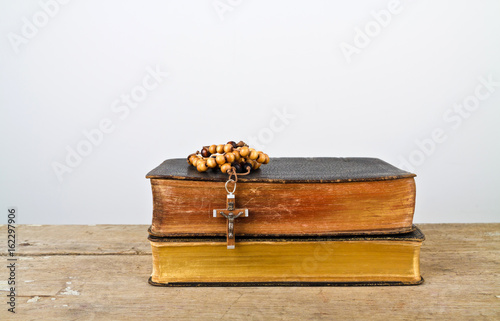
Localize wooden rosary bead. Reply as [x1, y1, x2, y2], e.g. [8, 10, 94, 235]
[197, 161, 208, 172]
[232, 162, 242, 173]
[240, 146, 250, 157]
[192, 158, 199, 167]
[242, 162, 252, 172]
[263, 154, 270, 164]
[253, 162, 261, 170]
[220, 163, 231, 173]
[225, 152, 235, 163]
[216, 154, 226, 165]
[257, 152, 266, 163]
[201, 147, 210, 157]
[216, 144, 224, 154]
[236, 141, 246, 147]
[227, 141, 237, 149]
[249, 150, 259, 160]
[232, 150, 241, 161]
[224, 144, 233, 153]
[206, 157, 217, 168]
[208, 145, 217, 154]
[188, 155, 197, 165]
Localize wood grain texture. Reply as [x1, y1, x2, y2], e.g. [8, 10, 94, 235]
[0, 224, 499, 320]
[0, 225, 150, 255]
[150, 178, 416, 237]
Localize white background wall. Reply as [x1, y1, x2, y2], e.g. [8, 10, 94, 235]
[1, 0, 499, 224]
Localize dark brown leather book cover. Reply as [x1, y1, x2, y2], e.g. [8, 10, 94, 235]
[147, 157, 415, 182]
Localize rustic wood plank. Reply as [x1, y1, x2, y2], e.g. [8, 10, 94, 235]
[0, 224, 499, 320]
[0, 225, 151, 255]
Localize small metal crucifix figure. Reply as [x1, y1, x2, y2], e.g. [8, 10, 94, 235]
[212, 179, 248, 249]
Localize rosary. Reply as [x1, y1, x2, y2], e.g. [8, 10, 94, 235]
[187, 140, 269, 173]
[187, 141, 269, 248]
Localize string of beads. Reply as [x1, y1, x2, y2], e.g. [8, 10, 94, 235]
[187, 141, 270, 173]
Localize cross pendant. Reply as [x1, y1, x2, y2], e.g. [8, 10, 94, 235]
[212, 193, 248, 249]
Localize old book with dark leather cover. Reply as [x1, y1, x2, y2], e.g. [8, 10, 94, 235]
[146, 157, 416, 237]
[148, 225, 424, 286]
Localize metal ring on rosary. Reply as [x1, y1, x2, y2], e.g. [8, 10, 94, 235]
[225, 179, 236, 194]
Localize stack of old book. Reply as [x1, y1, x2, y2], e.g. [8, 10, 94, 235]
[146, 157, 423, 286]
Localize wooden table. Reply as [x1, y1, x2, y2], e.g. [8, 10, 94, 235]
[1, 224, 499, 320]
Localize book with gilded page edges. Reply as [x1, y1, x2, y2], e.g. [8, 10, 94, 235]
[147, 157, 416, 237]
[148, 227, 424, 286]
[146, 157, 423, 286]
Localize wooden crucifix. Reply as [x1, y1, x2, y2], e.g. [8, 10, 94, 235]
[212, 192, 248, 249]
